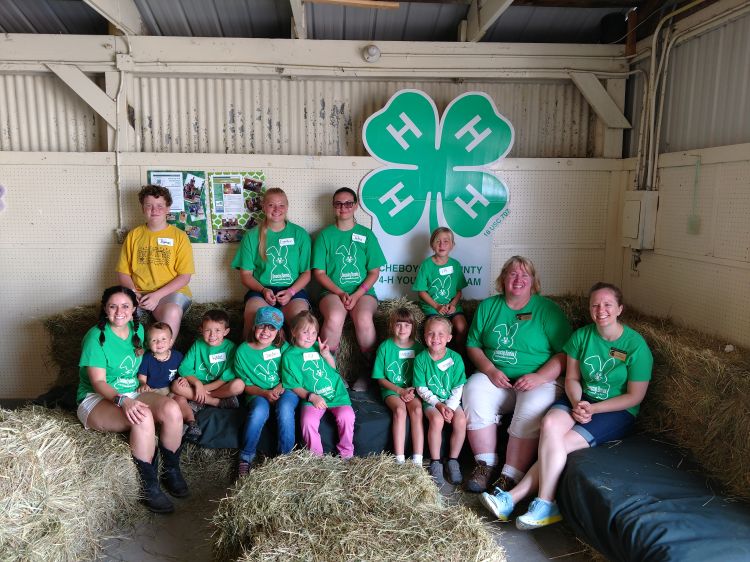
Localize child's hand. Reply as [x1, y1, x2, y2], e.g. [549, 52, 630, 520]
[436, 402, 454, 423]
[318, 337, 331, 356]
[438, 304, 450, 316]
[193, 381, 207, 404]
[399, 387, 415, 402]
[445, 303, 456, 315]
[262, 287, 277, 306]
[137, 383, 151, 393]
[138, 292, 159, 311]
[310, 393, 327, 409]
[344, 292, 361, 311]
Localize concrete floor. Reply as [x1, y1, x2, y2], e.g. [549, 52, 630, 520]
[98, 474, 591, 562]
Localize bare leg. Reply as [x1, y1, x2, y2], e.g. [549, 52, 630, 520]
[153, 302, 185, 342]
[537, 410, 588, 501]
[385, 395, 408, 456]
[504, 436, 539, 475]
[350, 295, 378, 353]
[449, 408, 467, 459]
[173, 395, 194, 423]
[407, 398, 424, 456]
[87, 401, 156, 462]
[467, 424, 498, 456]
[318, 294, 347, 351]
[138, 392, 183, 452]
[425, 408, 445, 460]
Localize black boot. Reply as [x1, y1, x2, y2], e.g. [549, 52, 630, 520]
[133, 453, 174, 514]
[159, 443, 190, 498]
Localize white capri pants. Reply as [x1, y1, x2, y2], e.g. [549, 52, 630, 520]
[462, 372, 563, 439]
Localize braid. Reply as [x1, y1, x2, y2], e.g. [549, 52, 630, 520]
[259, 219, 268, 262]
[97, 314, 107, 347]
[131, 315, 144, 357]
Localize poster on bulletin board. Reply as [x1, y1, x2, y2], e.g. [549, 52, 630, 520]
[208, 171, 267, 243]
[148, 170, 210, 243]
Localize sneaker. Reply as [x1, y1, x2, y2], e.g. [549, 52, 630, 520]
[480, 489, 515, 521]
[428, 460, 445, 486]
[492, 473, 518, 492]
[187, 400, 205, 414]
[465, 461, 497, 493]
[352, 376, 369, 392]
[238, 460, 250, 477]
[444, 459, 463, 485]
[218, 396, 240, 409]
[515, 498, 563, 530]
[184, 421, 202, 443]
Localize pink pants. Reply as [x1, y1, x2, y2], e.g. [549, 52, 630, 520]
[300, 405, 355, 458]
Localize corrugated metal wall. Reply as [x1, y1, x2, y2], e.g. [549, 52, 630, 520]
[0, 73, 99, 151]
[132, 77, 593, 157]
[626, 12, 750, 156]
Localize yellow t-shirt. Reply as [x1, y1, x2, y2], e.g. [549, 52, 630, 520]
[116, 224, 195, 297]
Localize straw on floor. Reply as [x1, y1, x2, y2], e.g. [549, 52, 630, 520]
[0, 406, 142, 561]
[213, 451, 505, 562]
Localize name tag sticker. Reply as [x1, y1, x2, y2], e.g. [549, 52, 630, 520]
[263, 349, 282, 360]
[437, 357, 454, 371]
[439, 266, 454, 276]
[209, 352, 226, 364]
[399, 350, 416, 359]
[610, 348, 628, 361]
[303, 352, 320, 361]
[352, 233, 367, 243]
[157, 238, 174, 247]
[279, 238, 295, 247]
[516, 312, 532, 321]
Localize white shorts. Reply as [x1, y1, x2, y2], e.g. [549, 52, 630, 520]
[462, 372, 562, 439]
[76, 391, 139, 429]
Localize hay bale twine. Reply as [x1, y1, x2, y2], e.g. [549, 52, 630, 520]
[0, 406, 142, 561]
[213, 451, 504, 561]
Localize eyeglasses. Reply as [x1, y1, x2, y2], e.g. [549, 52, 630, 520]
[333, 200, 356, 209]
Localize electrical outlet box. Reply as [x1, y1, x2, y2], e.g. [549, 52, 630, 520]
[622, 191, 658, 249]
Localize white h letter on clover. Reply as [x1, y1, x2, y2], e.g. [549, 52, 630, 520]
[454, 184, 489, 219]
[455, 115, 491, 153]
[379, 182, 415, 217]
[386, 112, 423, 150]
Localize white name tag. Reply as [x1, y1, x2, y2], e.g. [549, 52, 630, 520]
[157, 237, 174, 246]
[303, 352, 320, 361]
[279, 238, 295, 247]
[438, 357, 454, 371]
[439, 266, 454, 276]
[399, 350, 415, 359]
[352, 233, 367, 243]
[209, 352, 226, 364]
[263, 349, 281, 360]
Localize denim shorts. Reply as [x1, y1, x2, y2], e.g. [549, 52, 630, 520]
[244, 287, 311, 308]
[551, 394, 635, 447]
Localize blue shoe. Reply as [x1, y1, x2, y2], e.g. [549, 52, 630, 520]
[479, 489, 514, 521]
[515, 498, 562, 530]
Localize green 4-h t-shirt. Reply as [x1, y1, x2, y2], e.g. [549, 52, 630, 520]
[178, 339, 237, 383]
[372, 339, 425, 400]
[77, 322, 145, 403]
[232, 341, 290, 403]
[563, 323, 653, 416]
[312, 224, 386, 296]
[281, 343, 351, 407]
[231, 222, 311, 288]
[413, 348, 466, 402]
[467, 294, 572, 379]
[412, 256, 468, 315]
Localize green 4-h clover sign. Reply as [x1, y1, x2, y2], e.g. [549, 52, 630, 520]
[360, 90, 514, 237]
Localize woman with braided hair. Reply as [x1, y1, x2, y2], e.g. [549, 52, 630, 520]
[76, 286, 188, 514]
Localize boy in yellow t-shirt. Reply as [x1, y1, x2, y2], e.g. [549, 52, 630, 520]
[117, 185, 195, 340]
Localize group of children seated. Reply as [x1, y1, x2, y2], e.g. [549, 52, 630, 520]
[137, 304, 468, 483]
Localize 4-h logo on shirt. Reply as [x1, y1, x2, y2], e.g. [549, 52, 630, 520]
[303, 358, 334, 400]
[430, 276, 452, 303]
[255, 360, 279, 385]
[114, 356, 138, 390]
[266, 245, 292, 285]
[492, 323, 518, 364]
[199, 359, 223, 377]
[336, 242, 361, 285]
[386, 360, 406, 385]
[583, 355, 615, 400]
[360, 90, 513, 238]
[427, 371, 450, 400]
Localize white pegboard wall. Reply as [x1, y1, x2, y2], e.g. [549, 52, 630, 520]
[714, 161, 750, 262]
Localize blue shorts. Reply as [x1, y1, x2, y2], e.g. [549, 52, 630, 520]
[551, 394, 635, 447]
[244, 286, 311, 308]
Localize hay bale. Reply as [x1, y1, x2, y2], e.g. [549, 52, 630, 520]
[626, 313, 750, 501]
[0, 406, 143, 561]
[213, 451, 504, 561]
[180, 442, 236, 487]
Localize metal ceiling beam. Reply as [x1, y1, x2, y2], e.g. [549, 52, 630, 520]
[306, 0, 400, 8]
[511, 1, 644, 6]
[464, 0, 514, 42]
[82, 0, 147, 36]
[290, 0, 307, 39]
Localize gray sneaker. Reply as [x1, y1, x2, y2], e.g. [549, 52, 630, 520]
[428, 460, 445, 486]
[187, 400, 205, 414]
[184, 421, 202, 443]
[218, 396, 240, 409]
[444, 459, 463, 485]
